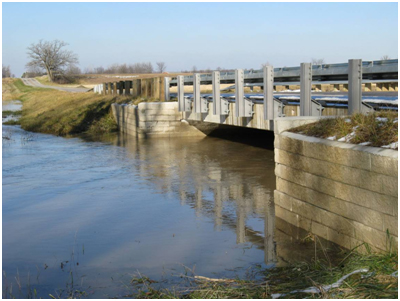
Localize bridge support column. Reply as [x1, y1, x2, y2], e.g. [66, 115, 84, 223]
[300, 63, 312, 116]
[348, 59, 362, 114]
[263, 66, 274, 120]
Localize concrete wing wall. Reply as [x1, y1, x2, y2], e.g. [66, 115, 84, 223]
[111, 102, 206, 138]
[274, 131, 398, 252]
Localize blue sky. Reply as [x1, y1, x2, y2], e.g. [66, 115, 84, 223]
[2, 2, 398, 76]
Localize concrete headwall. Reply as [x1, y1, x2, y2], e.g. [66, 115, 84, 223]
[274, 131, 398, 252]
[111, 102, 208, 138]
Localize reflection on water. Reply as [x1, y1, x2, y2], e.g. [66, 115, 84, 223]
[3, 125, 323, 298]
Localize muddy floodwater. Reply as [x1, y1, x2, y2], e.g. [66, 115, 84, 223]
[3, 111, 321, 298]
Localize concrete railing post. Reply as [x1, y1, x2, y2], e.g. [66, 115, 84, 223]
[212, 71, 221, 115]
[177, 75, 185, 111]
[348, 59, 362, 114]
[102, 83, 106, 95]
[119, 81, 124, 95]
[132, 79, 138, 97]
[235, 69, 253, 117]
[263, 66, 274, 120]
[300, 63, 312, 116]
[125, 81, 131, 96]
[113, 82, 117, 95]
[193, 73, 201, 113]
[212, 71, 229, 116]
[193, 73, 207, 113]
[164, 77, 170, 101]
[235, 69, 244, 117]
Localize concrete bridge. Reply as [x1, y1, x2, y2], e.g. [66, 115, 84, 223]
[175, 59, 398, 132]
[105, 59, 398, 133]
[110, 59, 398, 253]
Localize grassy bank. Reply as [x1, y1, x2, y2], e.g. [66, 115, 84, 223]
[3, 78, 145, 136]
[119, 244, 397, 299]
[289, 112, 398, 149]
[3, 242, 396, 299]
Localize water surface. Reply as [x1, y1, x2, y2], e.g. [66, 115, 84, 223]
[3, 121, 321, 298]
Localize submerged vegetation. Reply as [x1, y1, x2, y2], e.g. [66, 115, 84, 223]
[289, 112, 398, 149]
[114, 242, 398, 299]
[2, 78, 153, 136]
[3, 243, 396, 299]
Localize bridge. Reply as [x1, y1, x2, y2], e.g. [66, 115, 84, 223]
[103, 59, 398, 133]
[173, 59, 397, 132]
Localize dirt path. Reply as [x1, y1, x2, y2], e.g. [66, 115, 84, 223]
[21, 78, 90, 93]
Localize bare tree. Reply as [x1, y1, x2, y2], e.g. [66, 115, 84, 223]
[261, 62, 271, 68]
[311, 58, 325, 65]
[23, 65, 45, 78]
[94, 66, 105, 74]
[26, 40, 79, 82]
[156, 62, 166, 73]
[2, 65, 11, 78]
[192, 66, 197, 73]
[381, 55, 391, 61]
[66, 64, 82, 75]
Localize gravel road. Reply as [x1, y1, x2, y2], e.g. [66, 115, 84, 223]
[21, 78, 90, 93]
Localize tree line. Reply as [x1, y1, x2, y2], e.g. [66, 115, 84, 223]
[2, 65, 14, 78]
[84, 62, 156, 75]
[21, 40, 396, 83]
[24, 40, 168, 82]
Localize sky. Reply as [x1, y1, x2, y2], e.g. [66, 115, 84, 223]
[2, 2, 398, 77]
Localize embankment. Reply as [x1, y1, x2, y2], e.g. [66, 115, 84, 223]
[2, 78, 131, 136]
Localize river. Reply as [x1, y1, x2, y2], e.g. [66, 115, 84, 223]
[2, 100, 322, 298]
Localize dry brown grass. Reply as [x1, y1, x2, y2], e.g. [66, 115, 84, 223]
[289, 112, 398, 148]
[2, 78, 25, 100]
[61, 72, 191, 86]
[2, 78, 133, 136]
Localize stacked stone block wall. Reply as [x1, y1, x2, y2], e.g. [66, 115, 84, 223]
[274, 131, 398, 252]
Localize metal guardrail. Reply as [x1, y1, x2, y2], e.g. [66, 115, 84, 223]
[169, 59, 398, 86]
[175, 59, 399, 119]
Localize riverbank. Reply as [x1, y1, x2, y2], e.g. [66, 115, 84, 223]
[135, 247, 397, 299]
[2, 79, 397, 299]
[2, 78, 135, 135]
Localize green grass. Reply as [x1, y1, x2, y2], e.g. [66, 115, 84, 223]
[289, 112, 398, 148]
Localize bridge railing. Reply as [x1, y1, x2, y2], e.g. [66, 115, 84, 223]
[93, 77, 167, 100]
[172, 59, 398, 119]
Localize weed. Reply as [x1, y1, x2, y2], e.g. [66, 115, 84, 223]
[2, 110, 22, 118]
[2, 119, 20, 126]
[289, 112, 398, 148]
